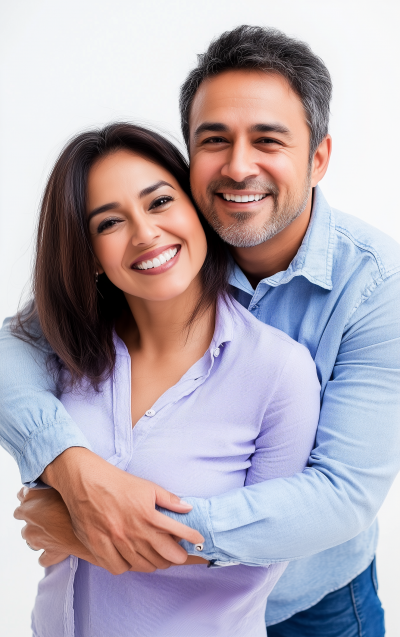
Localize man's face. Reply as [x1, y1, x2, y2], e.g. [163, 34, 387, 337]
[189, 70, 313, 248]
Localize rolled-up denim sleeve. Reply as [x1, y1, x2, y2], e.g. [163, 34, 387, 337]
[162, 273, 400, 565]
[0, 318, 91, 485]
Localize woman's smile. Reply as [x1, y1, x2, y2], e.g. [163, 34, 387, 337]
[131, 244, 181, 274]
[87, 150, 207, 302]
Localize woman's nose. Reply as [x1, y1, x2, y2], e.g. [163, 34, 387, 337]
[130, 216, 161, 247]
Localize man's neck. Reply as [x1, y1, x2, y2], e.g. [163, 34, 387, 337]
[229, 195, 313, 289]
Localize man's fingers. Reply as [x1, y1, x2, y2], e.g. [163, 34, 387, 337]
[85, 534, 132, 576]
[149, 532, 190, 565]
[153, 511, 204, 545]
[154, 486, 193, 513]
[21, 524, 43, 550]
[16, 487, 29, 504]
[39, 550, 69, 568]
[13, 504, 25, 521]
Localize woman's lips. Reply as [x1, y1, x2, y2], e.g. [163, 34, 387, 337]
[130, 245, 181, 276]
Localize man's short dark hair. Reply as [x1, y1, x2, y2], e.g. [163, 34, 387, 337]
[180, 25, 332, 158]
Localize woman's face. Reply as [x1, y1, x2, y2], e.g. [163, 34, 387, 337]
[87, 150, 207, 303]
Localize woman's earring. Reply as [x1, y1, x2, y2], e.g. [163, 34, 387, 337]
[95, 271, 99, 283]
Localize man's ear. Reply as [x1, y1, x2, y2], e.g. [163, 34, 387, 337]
[310, 135, 332, 187]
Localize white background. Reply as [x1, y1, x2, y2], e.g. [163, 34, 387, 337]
[0, 1, 399, 635]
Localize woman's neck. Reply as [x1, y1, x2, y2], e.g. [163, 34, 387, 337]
[118, 277, 216, 427]
[118, 277, 215, 360]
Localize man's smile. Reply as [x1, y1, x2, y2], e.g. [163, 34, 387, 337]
[217, 192, 270, 203]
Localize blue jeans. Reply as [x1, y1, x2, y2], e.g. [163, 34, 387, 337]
[267, 558, 385, 637]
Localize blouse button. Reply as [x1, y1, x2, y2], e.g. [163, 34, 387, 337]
[195, 543, 204, 552]
[145, 409, 156, 417]
[213, 347, 220, 357]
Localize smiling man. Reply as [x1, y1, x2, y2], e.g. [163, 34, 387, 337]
[188, 68, 327, 283]
[2, 25, 400, 637]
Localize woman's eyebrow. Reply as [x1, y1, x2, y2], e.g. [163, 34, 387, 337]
[88, 202, 119, 222]
[139, 180, 175, 198]
[87, 181, 175, 221]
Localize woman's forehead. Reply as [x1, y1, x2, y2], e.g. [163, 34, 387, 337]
[87, 150, 177, 202]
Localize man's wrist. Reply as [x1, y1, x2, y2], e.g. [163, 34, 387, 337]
[41, 446, 92, 493]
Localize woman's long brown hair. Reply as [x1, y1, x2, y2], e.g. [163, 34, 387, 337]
[13, 123, 229, 389]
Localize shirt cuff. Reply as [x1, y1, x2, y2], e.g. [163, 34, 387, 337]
[19, 421, 92, 486]
[156, 496, 239, 567]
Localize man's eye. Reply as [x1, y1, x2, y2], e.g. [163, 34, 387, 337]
[149, 195, 173, 210]
[202, 137, 228, 144]
[256, 138, 281, 145]
[97, 218, 122, 233]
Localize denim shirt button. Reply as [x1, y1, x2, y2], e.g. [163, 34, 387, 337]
[195, 543, 204, 552]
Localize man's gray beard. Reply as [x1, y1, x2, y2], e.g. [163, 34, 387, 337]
[196, 175, 312, 248]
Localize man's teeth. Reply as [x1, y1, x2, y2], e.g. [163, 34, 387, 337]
[135, 247, 178, 270]
[222, 193, 267, 202]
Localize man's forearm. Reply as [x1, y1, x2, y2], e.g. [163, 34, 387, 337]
[0, 320, 91, 484]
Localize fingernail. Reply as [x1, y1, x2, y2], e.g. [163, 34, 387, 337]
[179, 500, 192, 507]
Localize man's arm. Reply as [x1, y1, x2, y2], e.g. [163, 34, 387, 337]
[0, 318, 91, 484]
[162, 273, 400, 565]
[14, 487, 209, 568]
[0, 320, 203, 573]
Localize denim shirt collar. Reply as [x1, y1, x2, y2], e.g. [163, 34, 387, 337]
[229, 185, 335, 295]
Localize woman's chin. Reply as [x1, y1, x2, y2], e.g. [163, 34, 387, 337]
[125, 282, 195, 304]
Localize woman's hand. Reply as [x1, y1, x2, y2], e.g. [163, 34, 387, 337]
[14, 487, 97, 568]
[40, 448, 204, 575]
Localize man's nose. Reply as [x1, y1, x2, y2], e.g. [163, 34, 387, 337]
[220, 140, 259, 183]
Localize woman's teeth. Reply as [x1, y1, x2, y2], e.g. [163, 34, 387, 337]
[134, 247, 178, 270]
[222, 193, 267, 202]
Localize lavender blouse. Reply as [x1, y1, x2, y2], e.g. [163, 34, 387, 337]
[31, 298, 320, 637]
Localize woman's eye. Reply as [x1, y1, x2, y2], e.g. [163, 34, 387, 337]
[149, 195, 173, 210]
[97, 218, 122, 233]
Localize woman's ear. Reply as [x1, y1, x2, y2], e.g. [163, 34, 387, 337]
[94, 259, 104, 275]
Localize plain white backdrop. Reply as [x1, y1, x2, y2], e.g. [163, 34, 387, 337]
[0, 1, 399, 635]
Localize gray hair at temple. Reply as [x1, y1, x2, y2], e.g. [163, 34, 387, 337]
[180, 25, 332, 160]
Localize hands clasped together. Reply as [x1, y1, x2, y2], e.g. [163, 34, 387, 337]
[14, 448, 207, 574]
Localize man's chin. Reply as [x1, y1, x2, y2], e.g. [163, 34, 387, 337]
[212, 221, 273, 248]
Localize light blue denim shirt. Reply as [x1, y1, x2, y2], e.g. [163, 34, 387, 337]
[1, 187, 400, 625]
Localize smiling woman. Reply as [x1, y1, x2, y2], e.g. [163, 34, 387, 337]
[13, 123, 228, 389]
[10, 122, 320, 637]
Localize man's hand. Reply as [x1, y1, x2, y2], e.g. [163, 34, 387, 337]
[14, 487, 209, 570]
[40, 448, 204, 575]
[14, 487, 98, 568]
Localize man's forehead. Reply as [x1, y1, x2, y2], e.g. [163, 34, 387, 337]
[189, 69, 305, 133]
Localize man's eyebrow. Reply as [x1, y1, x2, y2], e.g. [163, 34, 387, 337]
[87, 181, 175, 221]
[251, 123, 291, 135]
[193, 122, 230, 140]
[193, 122, 291, 141]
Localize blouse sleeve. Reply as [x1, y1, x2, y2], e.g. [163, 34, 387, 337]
[245, 342, 320, 486]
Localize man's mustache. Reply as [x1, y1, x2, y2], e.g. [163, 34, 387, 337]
[206, 178, 279, 197]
